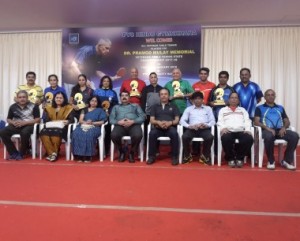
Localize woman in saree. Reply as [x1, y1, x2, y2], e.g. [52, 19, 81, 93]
[72, 96, 107, 162]
[40, 91, 74, 162]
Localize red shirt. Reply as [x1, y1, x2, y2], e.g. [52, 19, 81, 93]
[192, 81, 216, 105]
[120, 79, 146, 105]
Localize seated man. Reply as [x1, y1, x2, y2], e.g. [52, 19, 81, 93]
[147, 88, 180, 166]
[217, 93, 253, 167]
[254, 89, 299, 170]
[0, 90, 40, 160]
[109, 90, 145, 163]
[180, 92, 215, 164]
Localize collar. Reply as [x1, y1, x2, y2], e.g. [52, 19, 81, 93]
[263, 102, 278, 108]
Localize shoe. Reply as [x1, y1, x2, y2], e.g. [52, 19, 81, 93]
[236, 160, 243, 168]
[146, 157, 155, 165]
[171, 158, 179, 166]
[118, 150, 126, 162]
[49, 153, 57, 162]
[182, 154, 193, 164]
[281, 160, 296, 170]
[129, 152, 135, 163]
[228, 160, 236, 167]
[8, 152, 23, 160]
[199, 154, 211, 165]
[46, 155, 52, 161]
[267, 161, 275, 170]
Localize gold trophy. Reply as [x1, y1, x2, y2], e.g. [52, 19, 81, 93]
[214, 88, 225, 105]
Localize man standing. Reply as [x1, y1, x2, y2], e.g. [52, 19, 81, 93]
[147, 88, 180, 166]
[233, 68, 263, 119]
[180, 92, 215, 164]
[0, 90, 40, 160]
[218, 93, 253, 168]
[110, 91, 145, 163]
[254, 89, 299, 170]
[120, 67, 146, 106]
[164, 68, 194, 115]
[141, 72, 163, 143]
[209, 71, 235, 120]
[192, 67, 216, 105]
[15, 71, 43, 105]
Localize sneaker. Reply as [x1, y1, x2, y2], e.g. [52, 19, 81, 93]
[8, 152, 23, 160]
[182, 154, 193, 164]
[267, 162, 275, 170]
[199, 154, 211, 165]
[236, 160, 243, 168]
[49, 153, 57, 162]
[281, 160, 296, 170]
[228, 160, 236, 167]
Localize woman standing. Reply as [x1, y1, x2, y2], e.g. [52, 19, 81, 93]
[69, 74, 94, 120]
[72, 96, 107, 162]
[40, 92, 74, 162]
[93, 75, 118, 155]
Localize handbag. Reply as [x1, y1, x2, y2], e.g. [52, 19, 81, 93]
[45, 121, 65, 129]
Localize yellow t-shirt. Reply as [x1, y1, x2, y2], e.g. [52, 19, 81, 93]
[15, 84, 44, 104]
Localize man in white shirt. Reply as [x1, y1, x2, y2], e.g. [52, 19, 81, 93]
[217, 92, 253, 167]
[180, 92, 215, 164]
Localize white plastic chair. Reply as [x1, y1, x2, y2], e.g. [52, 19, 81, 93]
[70, 122, 106, 162]
[146, 124, 181, 162]
[39, 122, 75, 160]
[256, 126, 297, 168]
[3, 123, 39, 159]
[179, 125, 215, 165]
[110, 124, 144, 162]
[217, 127, 255, 167]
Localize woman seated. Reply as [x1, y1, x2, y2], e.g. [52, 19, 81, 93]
[72, 96, 107, 162]
[40, 92, 74, 162]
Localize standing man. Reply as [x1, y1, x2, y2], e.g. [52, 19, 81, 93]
[217, 93, 253, 168]
[233, 68, 263, 119]
[141, 72, 163, 143]
[147, 88, 180, 166]
[120, 67, 146, 106]
[209, 71, 235, 121]
[0, 90, 40, 160]
[180, 92, 215, 164]
[192, 67, 216, 105]
[110, 91, 145, 163]
[254, 89, 299, 170]
[164, 68, 194, 115]
[15, 71, 43, 105]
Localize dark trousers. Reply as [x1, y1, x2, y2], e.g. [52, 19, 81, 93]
[0, 125, 34, 155]
[182, 128, 213, 158]
[262, 129, 299, 164]
[148, 126, 179, 159]
[221, 132, 253, 161]
[111, 124, 143, 153]
[104, 123, 111, 154]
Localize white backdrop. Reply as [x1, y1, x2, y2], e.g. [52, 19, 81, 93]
[0, 27, 299, 134]
[202, 26, 300, 131]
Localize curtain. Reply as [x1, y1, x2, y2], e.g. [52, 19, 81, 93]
[0, 31, 61, 120]
[202, 26, 300, 131]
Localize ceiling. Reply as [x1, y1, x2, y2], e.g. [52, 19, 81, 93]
[1, 0, 300, 31]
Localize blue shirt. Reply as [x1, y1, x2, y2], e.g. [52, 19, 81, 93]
[180, 104, 215, 128]
[44, 86, 67, 106]
[93, 88, 118, 113]
[233, 81, 263, 118]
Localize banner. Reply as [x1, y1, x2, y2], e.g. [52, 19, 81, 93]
[62, 25, 201, 96]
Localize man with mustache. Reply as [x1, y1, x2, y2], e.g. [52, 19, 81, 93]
[110, 91, 145, 163]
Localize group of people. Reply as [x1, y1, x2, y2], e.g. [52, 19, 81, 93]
[0, 67, 298, 170]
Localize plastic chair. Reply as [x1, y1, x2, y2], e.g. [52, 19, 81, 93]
[256, 126, 297, 168]
[217, 126, 255, 167]
[39, 122, 75, 160]
[179, 125, 215, 165]
[3, 123, 39, 159]
[146, 124, 181, 162]
[110, 124, 144, 162]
